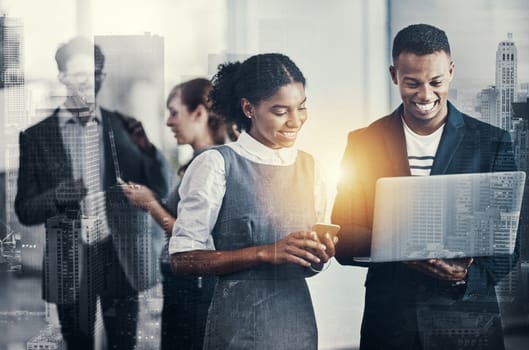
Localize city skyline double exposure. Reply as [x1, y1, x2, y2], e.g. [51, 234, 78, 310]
[1, 1, 528, 349]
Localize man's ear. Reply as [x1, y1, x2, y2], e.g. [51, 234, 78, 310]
[389, 65, 398, 85]
[448, 61, 455, 82]
[58, 72, 67, 85]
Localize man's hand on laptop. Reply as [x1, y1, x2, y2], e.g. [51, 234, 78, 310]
[404, 257, 474, 281]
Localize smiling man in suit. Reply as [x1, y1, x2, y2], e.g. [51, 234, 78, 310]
[15, 37, 168, 350]
[332, 24, 518, 350]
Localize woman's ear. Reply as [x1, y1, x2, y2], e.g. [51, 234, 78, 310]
[194, 104, 208, 121]
[241, 98, 254, 118]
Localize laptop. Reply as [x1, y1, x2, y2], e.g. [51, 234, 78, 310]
[356, 171, 526, 263]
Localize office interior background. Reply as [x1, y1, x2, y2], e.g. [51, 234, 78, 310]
[0, 0, 528, 349]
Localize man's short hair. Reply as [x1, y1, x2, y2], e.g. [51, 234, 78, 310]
[392, 24, 451, 63]
[55, 36, 105, 72]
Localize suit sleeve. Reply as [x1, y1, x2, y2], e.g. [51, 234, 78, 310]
[14, 131, 60, 225]
[331, 130, 372, 266]
[111, 110, 170, 199]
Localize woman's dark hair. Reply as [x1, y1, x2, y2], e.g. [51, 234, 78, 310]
[167, 78, 230, 146]
[210, 53, 306, 132]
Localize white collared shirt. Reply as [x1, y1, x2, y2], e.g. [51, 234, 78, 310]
[168, 132, 327, 254]
[58, 105, 105, 191]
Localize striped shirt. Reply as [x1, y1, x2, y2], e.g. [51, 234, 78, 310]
[402, 119, 445, 176]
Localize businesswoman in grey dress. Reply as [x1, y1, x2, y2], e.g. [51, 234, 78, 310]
[169, 53, 337, 350]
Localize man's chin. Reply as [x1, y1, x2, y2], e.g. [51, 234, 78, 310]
[66, 94, 94, 106]
[406, 109, 439, 124]
[65, 97, 95, 115]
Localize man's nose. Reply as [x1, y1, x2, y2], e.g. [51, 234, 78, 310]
[416, 84, 434, 101]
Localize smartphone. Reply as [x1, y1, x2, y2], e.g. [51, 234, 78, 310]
[311, 223, 341, 239]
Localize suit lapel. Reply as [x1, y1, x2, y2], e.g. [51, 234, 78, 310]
[381, 108, 411, 177]
[430, 102, 465, 175]
[42, 110, 73, 182]
[101, 108, 116, 189]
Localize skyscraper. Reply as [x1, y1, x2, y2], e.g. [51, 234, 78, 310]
[518, 82, 529, 102]
[495, 33, 518, 132]
[512, 98, 529, 178]
[512, 98, 529, 301]
[0, 15, 25, 270]
[94, 33, 165, 292]
[59, 117, 107, 225]
[45, 213, 105, 337]
[26, 324, 65, 350]
[44, 116, 107, 336]
[477, 86, 498, 126]
[490, 173, 524, 301]
[0, 16, 24, 112]
[106, 187, 159, 292]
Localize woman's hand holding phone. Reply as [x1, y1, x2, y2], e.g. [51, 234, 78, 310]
[307, 223, 340, 271]
[257, 225, 339, 270]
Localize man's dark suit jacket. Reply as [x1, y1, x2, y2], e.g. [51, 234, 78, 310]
[332, 102, 518, 350]
[15, 107, 168, 298]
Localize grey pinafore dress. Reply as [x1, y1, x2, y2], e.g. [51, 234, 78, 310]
[203, 145, 318, 350]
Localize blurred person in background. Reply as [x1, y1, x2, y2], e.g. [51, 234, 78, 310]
[122, 78, 235, 349]
[15, 36, 168, 350]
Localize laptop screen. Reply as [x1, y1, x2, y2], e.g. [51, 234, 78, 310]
[368, 171, 526, 262]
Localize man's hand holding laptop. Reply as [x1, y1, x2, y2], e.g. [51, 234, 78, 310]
[404, 257, 474, 282]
